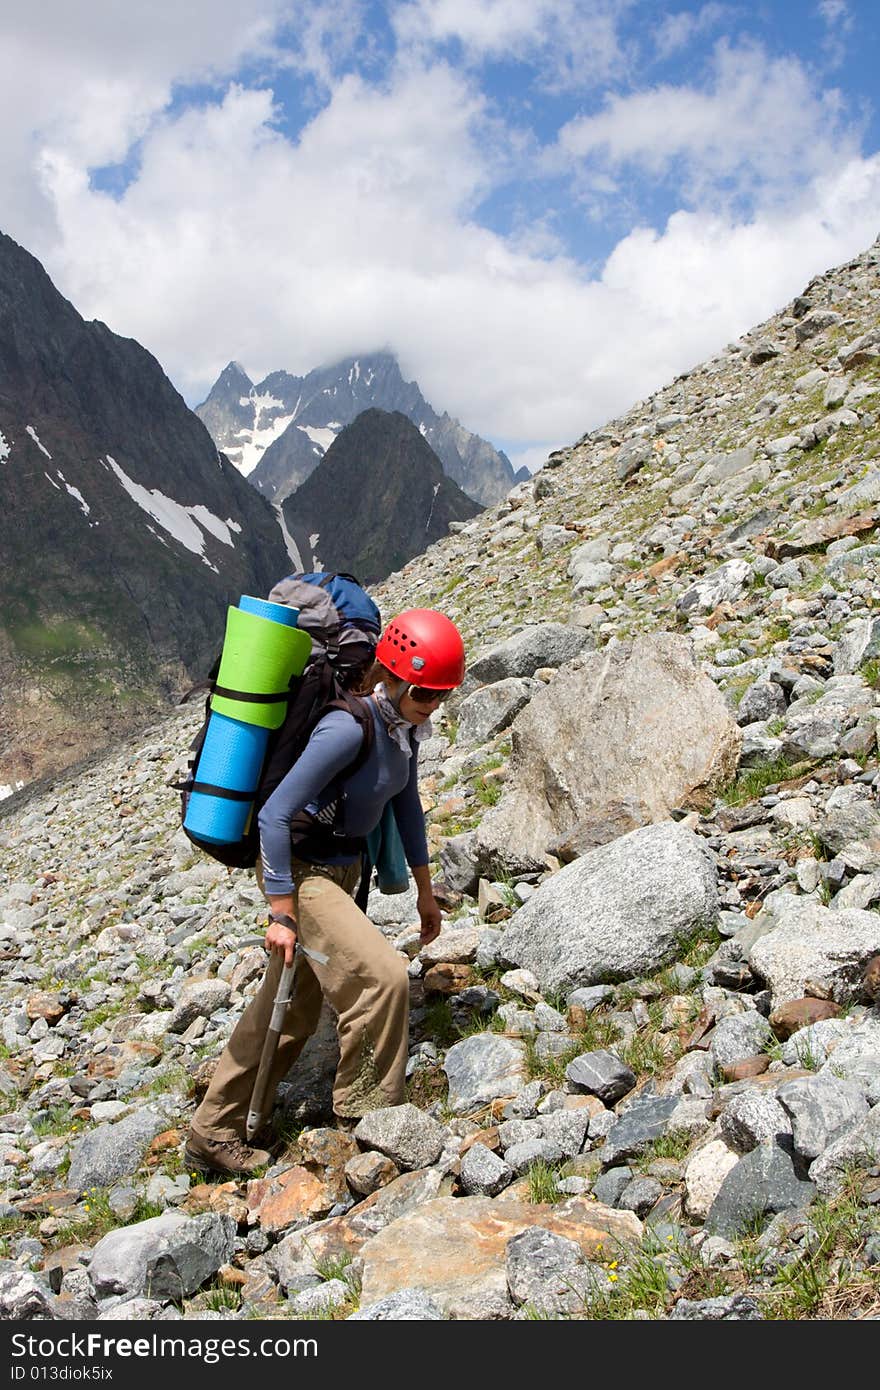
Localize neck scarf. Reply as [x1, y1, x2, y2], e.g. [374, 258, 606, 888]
[373, 682, 433, 756]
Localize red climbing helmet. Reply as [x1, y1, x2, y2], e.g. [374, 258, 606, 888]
[376, 608, 466, 688]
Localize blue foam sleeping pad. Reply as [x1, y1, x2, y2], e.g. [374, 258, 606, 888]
[183, 597, 302, 846]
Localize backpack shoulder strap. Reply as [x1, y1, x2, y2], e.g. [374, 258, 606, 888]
[325, 689, 374, 773]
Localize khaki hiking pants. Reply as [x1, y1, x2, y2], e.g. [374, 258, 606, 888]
[192, 857, 409, 1138]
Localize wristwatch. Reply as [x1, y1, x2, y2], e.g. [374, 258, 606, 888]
[267, 911, 297, 932]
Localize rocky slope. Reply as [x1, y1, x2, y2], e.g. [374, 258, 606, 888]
[0, 232, 291, 792]
[1, 237, 880, 1322]
[195, 352, 522, 507]
[280, 409, 482, 584]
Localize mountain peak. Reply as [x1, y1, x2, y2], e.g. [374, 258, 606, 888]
[197, 349, 516, 507]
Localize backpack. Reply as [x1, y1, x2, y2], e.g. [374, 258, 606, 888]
[177, 572, 380, 869]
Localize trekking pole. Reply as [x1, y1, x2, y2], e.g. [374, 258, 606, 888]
[245, 940, 329, 1142]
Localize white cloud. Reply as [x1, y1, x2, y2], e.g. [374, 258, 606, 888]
[0, 1, 313, 245]
[2, 1, 879, 468]
[652, 4, 729, 61]
[817, 0, 854, 68]
[557, 39, 856, 205]
[392, 0, 629, 89]
[40, 51, 880, 452]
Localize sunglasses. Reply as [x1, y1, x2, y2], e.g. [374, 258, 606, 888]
[407, 685, 451, 705]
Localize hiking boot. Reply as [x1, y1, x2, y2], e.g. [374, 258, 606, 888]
[184, 1129, 271, 1178]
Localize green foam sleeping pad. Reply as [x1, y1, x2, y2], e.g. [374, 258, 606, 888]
[210, 605, 312, 730]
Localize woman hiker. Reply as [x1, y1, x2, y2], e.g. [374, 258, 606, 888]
[185, 608, 466, 1177]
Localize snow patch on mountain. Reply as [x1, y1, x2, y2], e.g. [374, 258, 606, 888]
[0, 431, 10, 463]
[104, 454, 239, 565]
[273, 501, 304, 570]
[233, 410, 294, 477]
[26, 425, 51, 458]
[57, 469, 91, 518]
[300, 425, 338, 451]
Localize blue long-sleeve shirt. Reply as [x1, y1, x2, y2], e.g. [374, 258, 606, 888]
[258, 699, 429, 896]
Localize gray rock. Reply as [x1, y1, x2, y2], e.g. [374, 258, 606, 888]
[602, 1094, 680, 1166]
[459, 1142, 513, 1197]
[816, 785, 880, 869]
[348, 1289, 447, 1320]
[817, 1017, 880, 1104]
[504, 1137, 564, 1174]
[438, 832, 480, 895]
[776, 1074, 870, 1161]
[290, 1279, 351, 1316]
[618, 1176, 663, 1217]
[705, 1143, 815, 1238]
[591, 1167, 634, 1207]
[443, 1034, 528, 1115]
[506, 1227, 600, 1314]
[567, 985, 614, 1013]
[736, 680, 787, 727]
[718, 1091, 792, 1154]
[88, 1213, 236, 1300]
[456, 679, 535, 747]
[503, 822, 718, 994]
[709, 1012, 775, 1070]
[614, 438, 653, 481]
[748, 894, 880, 1006]
[0, 1266, 58, 1319]
[809, 1104, 880, 1195]
[676, 560, 752, 617]
[475, 633, 740, 875]
[420, 925, 481, 966]
[469, 624, 593, 684]
[354, 1104, 447, 1170]
[167, 978, 231, 1033]
[669, 1294, 763, 1319]
[539, 1108, 590, 1158]
[795, 309, 843, 342]
[68, 1106, 169, 1193]
[565, 1050, 636, 1104]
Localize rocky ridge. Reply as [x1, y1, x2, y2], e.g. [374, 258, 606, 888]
[1, 237, 880, 1320]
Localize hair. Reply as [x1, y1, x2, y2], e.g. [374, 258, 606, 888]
[352, 660, 405, 698]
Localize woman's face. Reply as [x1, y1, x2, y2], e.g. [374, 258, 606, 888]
[398, 687, 445, 725]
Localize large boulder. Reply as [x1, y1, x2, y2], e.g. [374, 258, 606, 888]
[747, 894, 880, 1007]
[88, 1212, 236, 1300]
[357, 1194, 641, 1319]
[501, 822, 718, 994]
[456, 679, 535, 747]
[468, 623, 594, 685]
[67, 1107, 169, 1194]
[474, 632, 740, 875]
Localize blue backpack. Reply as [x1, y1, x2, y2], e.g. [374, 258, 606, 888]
[177, 571, 382, 867]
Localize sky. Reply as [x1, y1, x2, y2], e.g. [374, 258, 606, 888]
[2, 2, 879, 474]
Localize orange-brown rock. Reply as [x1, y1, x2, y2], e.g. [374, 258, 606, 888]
[720, 1055, 771, 1082]
[183, 1180, 248, 1224]
[87, 1041, 161, 1079]
[15, 1189, 80, 1216]
[190, 1057, 219, 1100]
[240, 1267, 282, 1308]
[459, 1127, 501, 1157]
[296, 1128, 359, 1170]
[770, 998, 843, 1040]
[247, 1163, 347, 1233]
[358, 1194, 643, 1318]
[26, 992, 66, 1025]
[863, 953, 880, 1001]
[422, 963, 475, 995]
[344, 1151, 400, 1197]
[148, 1129, 181, 1156]
[648, 552, 686, 579]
